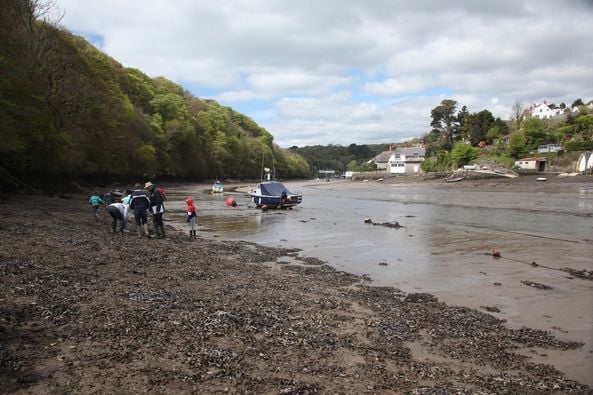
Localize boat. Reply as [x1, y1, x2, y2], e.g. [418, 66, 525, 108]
[445, 176, 464, 183]
[211, 180, 224, 193]
[536, 177, 547, 182]
[249, 181, 302, 209]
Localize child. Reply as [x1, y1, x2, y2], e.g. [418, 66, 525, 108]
[185, 198, 197, 239]
[88, 192, 104, 223]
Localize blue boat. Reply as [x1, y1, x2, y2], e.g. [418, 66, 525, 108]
[249, 181, 302, 209]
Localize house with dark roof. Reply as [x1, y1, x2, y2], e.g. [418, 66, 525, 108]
[387, 146, 426, 174]
[368, 150, 393, 170]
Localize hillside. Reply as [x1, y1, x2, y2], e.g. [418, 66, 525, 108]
[0, 1, 309, 190]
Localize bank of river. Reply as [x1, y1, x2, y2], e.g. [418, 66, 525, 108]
[166, 175, 593, 386]
[1, 176, 592, 393]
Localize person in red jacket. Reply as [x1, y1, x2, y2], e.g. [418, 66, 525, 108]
[186, 198, 197, 240]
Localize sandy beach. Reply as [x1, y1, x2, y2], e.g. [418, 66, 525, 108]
[1, 181, 592, 393]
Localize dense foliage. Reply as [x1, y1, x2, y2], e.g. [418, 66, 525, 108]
[289, 144, 389, 176]
[0, 0, 309, 186]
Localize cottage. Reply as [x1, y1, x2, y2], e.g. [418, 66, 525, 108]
[369, 150, 393, 170]
[388, 146, 426, 175]
[515, 157, 547, 171]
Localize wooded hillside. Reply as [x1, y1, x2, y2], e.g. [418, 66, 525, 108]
[0, 0, 309, 189]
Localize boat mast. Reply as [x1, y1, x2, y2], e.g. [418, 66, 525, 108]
[260, 151, 265, 182]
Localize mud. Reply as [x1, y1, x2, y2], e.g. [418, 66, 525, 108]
[1, 194, 592, 394]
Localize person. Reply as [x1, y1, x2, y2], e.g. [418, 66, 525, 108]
[129, 183, 151, 238]
[107, 201, 128, 234]
[185, 198, 197, 239]
[145, 181, 166, 238]
[88, 192, 104, 223]
[121, 192, 132, 206]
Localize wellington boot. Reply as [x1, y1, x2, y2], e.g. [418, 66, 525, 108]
[143, 223, 151, 238]
[159, 225, 166, 238]
[137, 225, 142, 238]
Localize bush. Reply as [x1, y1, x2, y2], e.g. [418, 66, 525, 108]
[564, 140, 593, 151]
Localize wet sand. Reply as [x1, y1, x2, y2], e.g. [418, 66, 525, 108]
[167, 175, 593, 387]
[1, 179, 592, 393]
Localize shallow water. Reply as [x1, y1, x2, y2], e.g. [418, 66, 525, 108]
[166, 178, 593, 385]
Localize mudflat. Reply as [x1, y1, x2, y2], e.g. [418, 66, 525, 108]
[1, 192, 592, 393]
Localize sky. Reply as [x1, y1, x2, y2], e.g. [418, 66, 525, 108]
[50, 0, 593, 148]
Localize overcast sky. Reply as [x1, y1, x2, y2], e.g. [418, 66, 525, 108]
[51, 0, 593, 147]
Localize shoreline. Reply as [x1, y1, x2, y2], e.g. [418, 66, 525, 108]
[1, 193, 592, 393]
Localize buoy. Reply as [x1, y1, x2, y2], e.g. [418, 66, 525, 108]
[492, 248, 501, 257]
[225, 197, 235, 207]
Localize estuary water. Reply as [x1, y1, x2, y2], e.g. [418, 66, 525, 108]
[166, 176, 593, 385]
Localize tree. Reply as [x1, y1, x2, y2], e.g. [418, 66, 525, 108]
[509, 134, 527, 159]
[462, 110, 495, 146]
[457, 105, 469, 131]
[430, 99, 459, 148]
[510, 100, 524, 132]
[522, 117, 546, 149]
[450, 141, 477, 167]
[571, 98, 584, 108]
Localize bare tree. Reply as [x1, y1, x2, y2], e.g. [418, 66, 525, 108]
[511, 100, 524, 131]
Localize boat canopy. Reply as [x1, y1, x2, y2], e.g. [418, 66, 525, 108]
[259, 182, 292, 196]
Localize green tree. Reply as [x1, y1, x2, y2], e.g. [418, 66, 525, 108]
[450, 141, 477, 167]
[462, 110, 495, 146]
[522, 117, 546, 149]
[430, 99, 459, 148]
[509, 134, 527, 158]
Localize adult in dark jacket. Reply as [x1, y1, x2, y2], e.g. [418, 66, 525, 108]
[129, 184, 151, 238]
[144, 181, 166, 238]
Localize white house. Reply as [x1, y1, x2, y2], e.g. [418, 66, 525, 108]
[388, 146, 426, 175]
[571, 100, 593, 113]
[537, 144, 562, 153]
[529, 102, 563, 119]
[515, 157, 547, 171]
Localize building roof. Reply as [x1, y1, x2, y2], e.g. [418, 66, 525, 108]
[516, 157, 547, 161]
[395, 147, 426, 156]
[373, 150, 393, 163]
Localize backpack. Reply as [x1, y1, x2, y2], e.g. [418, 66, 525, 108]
[158, 186, 167, 201]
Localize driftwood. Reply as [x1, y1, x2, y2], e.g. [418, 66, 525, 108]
[364, 218, 403, 229]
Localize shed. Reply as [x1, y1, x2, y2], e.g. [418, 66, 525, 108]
[515, 157, 547, 171]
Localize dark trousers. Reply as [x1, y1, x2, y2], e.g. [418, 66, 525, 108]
[134, 209, 148, 225]
[107, 206, 125, 233]
[152, 212, 164, 227]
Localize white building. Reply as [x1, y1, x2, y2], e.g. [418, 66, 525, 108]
[387, 147, 426, 175]
[515, 157, 547, 171]
[537, 144, 562, 153]
[571, 100, 593, 113]
[529, 102, 563, 119]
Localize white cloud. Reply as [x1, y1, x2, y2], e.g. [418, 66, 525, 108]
[52, 0, 593, 147]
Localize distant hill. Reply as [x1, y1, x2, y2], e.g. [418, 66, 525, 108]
[289, 144, 389, 175]
[0, 1, 309, 189]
